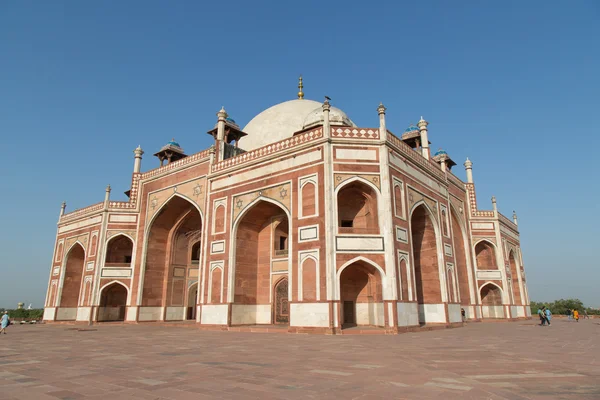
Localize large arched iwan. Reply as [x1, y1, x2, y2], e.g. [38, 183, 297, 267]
[59, 243, 86, 308]
[233, 199, 290, 324]
[410, 204, 441, 306]
[142, 196, 202, 310]
[450, 210, 471, 305]
[508, 251, 522, 305]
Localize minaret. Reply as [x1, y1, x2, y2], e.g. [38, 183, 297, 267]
[417, 117, 430, 159]
[216, 107, 227, 162]
[133, 145, 144, 173]
[216, 107, 227, 142]
[377, 103, 387, 141]
[513, 210, 518, 226]
[322, 97, 331, 138]
[60, 201, 66, 217]
[104, 185, 111, 204]
[298, 75, 304, 100]
[464, 158, 474, 183]
[491, 196, 497, 211]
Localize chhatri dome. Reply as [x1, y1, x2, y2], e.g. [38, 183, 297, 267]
[241, 76, 356, 150]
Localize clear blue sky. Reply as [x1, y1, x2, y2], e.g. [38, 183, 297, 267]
[1, 2, 598, 309]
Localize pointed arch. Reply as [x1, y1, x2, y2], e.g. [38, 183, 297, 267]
[337, 256, 386, 282]
[105, 234, 134, 266]
[508, 249, 522, 305]
[58, 242, 86, 310]
[474, 239, 498, 270]
[479, 282, 504, 318]
[145, 192, 204, 231]
[106, 232, 135, 244]
[228, 196, 292, 304]
[99, 280, 130, 302]
[65, 240, 87, 260]
[138, 194, 203, 313]
[233, 195, 291, 228]
[337, 256, 385, 327]
[336, 256, 386, 311]
[335, 177, 381, 235]
[449, 203, 475, 305]
[98, 280, 129, 322]
[409, 200, 446, 309]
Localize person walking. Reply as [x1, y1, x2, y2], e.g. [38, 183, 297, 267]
[584, 309, 590, 319]
[545, 308, 552, 325]
[0, 311, 9, 335]
[567, 308, 572, 320]
[461, 308, 466, 322]
[573, 309, 580, 322]
[537, 307, 546, 326]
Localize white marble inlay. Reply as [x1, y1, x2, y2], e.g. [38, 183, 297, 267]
[336, 236, 384, 252]
[211, 240, 225, 254]
[335, 148, 377, 161]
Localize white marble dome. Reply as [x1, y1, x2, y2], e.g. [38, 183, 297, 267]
[240, 99, 355, 150]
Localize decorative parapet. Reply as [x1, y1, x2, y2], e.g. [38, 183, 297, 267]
[60, 202, 104, 222]
[465, 183, 494, 217]
[473, 210, 495, 217]
[140, 149, 210, 180]
[331, 127, 379, 140]
[211, 127, 323, 172]
[447, 171, 466, 190]
[386, 131, 447, 182]
[498, 212, 519, 231]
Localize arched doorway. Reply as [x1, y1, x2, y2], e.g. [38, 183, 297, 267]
[98, 282, 127, 322]
[339, 260, 384, 328]
[59, 243, 85, 319]
[105, 235, 134, 267]
[450, 209, 472, 306]
[187, 282, 198, 320]
[273, 277, 289, 324]
[142, 196, 202, 321]
[480, 283, 504, 318]
[233, 199, 290, 325]
[508, 251, 522, 306]
[410, 204, 442, 324]
[337, 180, 379, 234]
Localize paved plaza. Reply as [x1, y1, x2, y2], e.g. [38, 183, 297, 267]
[0, 319, 598, 399]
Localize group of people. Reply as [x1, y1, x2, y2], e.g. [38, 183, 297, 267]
[537, 306, 552, 325]
[537, 307, 591, 325]
[566, 308, 589, 321]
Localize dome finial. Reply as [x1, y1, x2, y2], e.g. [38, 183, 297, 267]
[298, 75, 304, 99]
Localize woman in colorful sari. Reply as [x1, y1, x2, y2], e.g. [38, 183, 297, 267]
[573, 309, 579, 322]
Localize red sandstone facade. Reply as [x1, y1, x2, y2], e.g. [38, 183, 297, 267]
[44, 91, 530, 333]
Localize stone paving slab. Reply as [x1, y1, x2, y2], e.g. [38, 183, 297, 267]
[0, 319, 598, 399]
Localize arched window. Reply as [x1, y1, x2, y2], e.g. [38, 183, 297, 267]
[475, 241, 497, 269]
[105, 235, 134, 266]
[337, 181, 379, 234]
